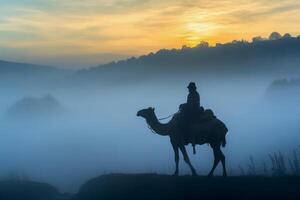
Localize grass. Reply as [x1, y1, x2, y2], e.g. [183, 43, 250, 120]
[239, 147, 300, 176]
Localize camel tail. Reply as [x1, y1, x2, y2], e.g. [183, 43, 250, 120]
[221, 137, 226, 147]
[220, 121, 228, 148]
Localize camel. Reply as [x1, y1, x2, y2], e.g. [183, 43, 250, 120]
[137, 107, 228, 177]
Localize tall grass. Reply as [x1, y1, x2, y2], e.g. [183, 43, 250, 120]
[241, 147, 300, 176]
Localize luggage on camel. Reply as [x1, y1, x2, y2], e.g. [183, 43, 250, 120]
[178, 104, 217, 154]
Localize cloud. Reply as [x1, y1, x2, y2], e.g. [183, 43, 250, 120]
[0, 30, 40, 40]
[0, 0, 300, 68]
[228, 2, 300, 23]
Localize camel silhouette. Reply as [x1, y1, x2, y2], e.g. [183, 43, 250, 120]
[137, 107, 228, 177]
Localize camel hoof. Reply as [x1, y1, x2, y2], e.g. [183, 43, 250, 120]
[172, 172, 179, 176]
[223, 173, 227, 177]
[207, 173, 213, 177]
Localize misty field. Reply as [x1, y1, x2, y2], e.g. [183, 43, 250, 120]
[1, 34, 300, 199]
[1, 149, 300, 200]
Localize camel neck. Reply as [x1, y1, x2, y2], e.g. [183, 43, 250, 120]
[146, 113, 169, 136]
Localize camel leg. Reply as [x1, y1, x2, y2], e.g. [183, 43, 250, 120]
[171, 143, 179, 176]
[179, 145, 197, 176]
[208, 146, 221, 177]
[219, 149, 227, 177]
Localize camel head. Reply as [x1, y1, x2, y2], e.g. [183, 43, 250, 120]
[137, 107, 155, 119]
[137, 107, 170, 136]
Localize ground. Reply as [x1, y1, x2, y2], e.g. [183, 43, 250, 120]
[77, 174, 300, 200]
[2, 174, 300, 200]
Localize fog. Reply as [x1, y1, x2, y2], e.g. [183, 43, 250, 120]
[1, 35, 300, 192]
[0, 70, 300, 192]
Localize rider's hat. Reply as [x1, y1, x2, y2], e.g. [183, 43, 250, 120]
[187, 82, 196, 89]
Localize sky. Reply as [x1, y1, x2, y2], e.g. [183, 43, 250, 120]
[0, 0, 300, 68]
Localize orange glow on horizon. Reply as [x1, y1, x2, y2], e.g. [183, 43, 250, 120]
[0, 0, 299, 67]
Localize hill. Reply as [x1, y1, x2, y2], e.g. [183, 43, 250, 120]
[6, 95, 63, 118]
[266, 78, 300, 102]
[0, 59, 71, 89]
[1, 174, 300, 200]
[0, 60, 62, 76]
[76, 34, 300, 86]
[78, 174, 300, 200]
[267, 78, 300, 91]
[0, 179, 61, 200]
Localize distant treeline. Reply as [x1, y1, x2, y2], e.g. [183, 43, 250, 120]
[85, 32, 300, 71]
[266, 78, 300, 100]
[269, 79, 300, 89]
[1, 32, 300, 87]
[75, 32, 300, 85]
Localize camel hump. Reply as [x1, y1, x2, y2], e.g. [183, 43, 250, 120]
[195, 108, 215, 122]
[203, 109, 215, 118]
[214, 118, 228, 133]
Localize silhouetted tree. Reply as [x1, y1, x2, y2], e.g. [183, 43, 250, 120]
[195, 41, 209, 48]
[269, 32, 282, 40]
[252, 36, 265, 42]
[283, 33, 292, 39]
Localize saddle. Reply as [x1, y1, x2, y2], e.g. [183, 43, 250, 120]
[178, 105, 216, 146]
[179, 104, 215, 122]
[198, 108, 216, 122]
